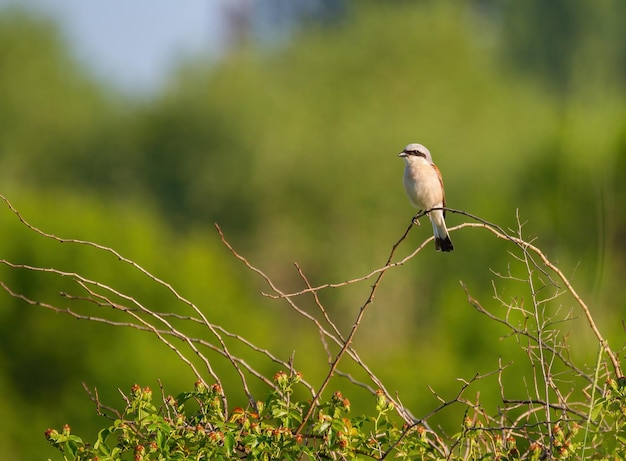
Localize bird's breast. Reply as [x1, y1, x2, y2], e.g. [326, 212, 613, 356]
[403, 163, 443, 210]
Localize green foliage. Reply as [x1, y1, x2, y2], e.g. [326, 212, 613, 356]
[0, 192, 271, 460]
[43, 377, 626, 460]
[499, 0, 626, 95]
[39, 380, 505, 460]
[6, 195, 619, 460]
[0, 10, 114, 190]
[45, 378, 399, 461]
[587, 377, 626, 459]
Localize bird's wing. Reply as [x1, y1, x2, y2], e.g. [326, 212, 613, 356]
[431, 163, 446, 218]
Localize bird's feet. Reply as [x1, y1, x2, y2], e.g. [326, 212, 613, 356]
[412, 211, 423, 225]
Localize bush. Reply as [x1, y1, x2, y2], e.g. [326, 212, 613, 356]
[1, 197, 624, 460]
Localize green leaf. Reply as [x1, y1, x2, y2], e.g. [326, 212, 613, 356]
[224, 433, 236, 454]
[156, 428, 166, 451]
[93, 427, 113, 455]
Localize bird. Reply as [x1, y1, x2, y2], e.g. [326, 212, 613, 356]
[398, 143, 454, 252]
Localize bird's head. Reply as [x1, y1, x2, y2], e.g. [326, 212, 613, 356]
[398, 143, 433, 163]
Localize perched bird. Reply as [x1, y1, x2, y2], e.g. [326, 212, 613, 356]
[399, 143, 454, 252]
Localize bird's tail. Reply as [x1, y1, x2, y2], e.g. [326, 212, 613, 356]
[430, 212, 454, 252]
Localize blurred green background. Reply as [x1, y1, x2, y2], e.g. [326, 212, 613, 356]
[1, 1, 626, 459]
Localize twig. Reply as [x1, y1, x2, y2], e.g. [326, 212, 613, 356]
[215, 223, 414, 426]
[81, 383, 121, 420]
[295, 217, 419, 433]
[0, 194, 257, 414]
[2, 194, 621, 458]
[457, 220, 622, 378]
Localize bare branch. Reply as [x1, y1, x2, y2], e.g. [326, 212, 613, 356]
[2, 194, 622, 459]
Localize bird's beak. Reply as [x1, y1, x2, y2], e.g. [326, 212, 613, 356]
[398, 151, 407, 157]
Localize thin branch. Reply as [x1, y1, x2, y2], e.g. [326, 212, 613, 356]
[272, 207, 556, 300]
[457, 220, 622, 378]
[215, 223, 414, 425]
[2, 193, 621, 458]
[295, 217, 419, 432]
[0, 194, 256, 413]
[460, 282, 599, 392]
[81, 383, 122, 420]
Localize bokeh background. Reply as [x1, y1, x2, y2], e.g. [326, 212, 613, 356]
[1, 1, 626, 459]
